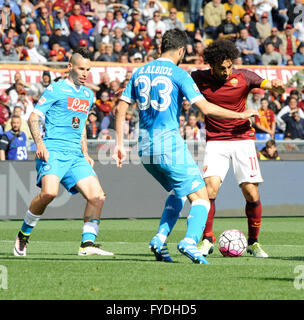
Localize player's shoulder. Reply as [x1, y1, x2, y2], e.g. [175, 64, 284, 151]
[191, 69, 211, 80]
[82, 86, 94, 99]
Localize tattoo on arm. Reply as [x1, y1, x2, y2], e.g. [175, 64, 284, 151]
[81, 128, 88, 155]
[28, 119, 43, 145]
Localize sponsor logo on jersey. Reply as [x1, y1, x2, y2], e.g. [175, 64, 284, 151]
[38, 96, 46, 105]
[47, 85, 53, 92]
[67, 97, 89, 113]
[230, 78, 239, 87]
[72, 116, 81, 129]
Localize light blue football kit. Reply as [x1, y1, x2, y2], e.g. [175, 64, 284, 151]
[121, 58, 210, 260]
[121, 58, 205, 198]
[33, 79, 96, 194]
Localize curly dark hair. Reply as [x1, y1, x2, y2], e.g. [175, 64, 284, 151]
[203, 39, 239, 66]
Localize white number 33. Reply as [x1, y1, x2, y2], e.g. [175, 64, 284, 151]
[134, 75, 173, 111]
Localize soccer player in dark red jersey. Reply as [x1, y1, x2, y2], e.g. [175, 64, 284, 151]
[191, 39, 285, 258]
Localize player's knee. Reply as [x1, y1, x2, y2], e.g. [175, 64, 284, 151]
[40, 191, 57, 204]
[88, 192, 106, 208]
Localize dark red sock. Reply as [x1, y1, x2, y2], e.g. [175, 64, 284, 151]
[203, 199, 216, 243]
[245, 200, 262, 244]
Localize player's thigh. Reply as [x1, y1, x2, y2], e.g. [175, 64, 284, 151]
[40, 174, 60, 197]
[187, 185, 209, 203]
[61, 155, 98, 195]
[202, 141, 230, 183]
[76, 175, 105, 201]
[231, 140, 263, 185]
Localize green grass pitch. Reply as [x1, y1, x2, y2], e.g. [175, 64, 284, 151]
[0, 217, 304, 300]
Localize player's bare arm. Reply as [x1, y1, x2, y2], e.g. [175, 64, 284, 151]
[262, 79, 285, 95]
[195, 99, 259, 120]
[81, 126, 94, 167]
[28, 112, 49, 163]
[113, 100, 129, 167]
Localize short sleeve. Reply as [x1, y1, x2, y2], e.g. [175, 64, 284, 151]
[33, 83, 58, 116]
[0, 133, 9, 150]
[240, 69, 266, 90]
[179, 70, 205, 104]
[121, 75, 136, 104]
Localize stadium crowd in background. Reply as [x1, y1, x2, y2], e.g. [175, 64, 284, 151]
[0, 0, 304, 159]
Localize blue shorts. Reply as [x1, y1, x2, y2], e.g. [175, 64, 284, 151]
[36, 150, 96, 194]
[141, 145, 205, 198]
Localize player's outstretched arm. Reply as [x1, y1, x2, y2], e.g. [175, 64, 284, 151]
[262, 79, 285, 95]
[28, 112, 49, 163]
[113, 100, 129, 168]
[194, 99, 259, 119]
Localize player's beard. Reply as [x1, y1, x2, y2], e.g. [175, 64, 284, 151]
[70, 70, 82, 87]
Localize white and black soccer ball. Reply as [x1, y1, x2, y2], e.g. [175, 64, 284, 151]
[218, 229, 247, 257]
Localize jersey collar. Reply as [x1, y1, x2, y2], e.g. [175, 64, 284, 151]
[65, 79, 81, 92]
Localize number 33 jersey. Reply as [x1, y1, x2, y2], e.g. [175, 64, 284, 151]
[121, 58, 205, 156]
[33, 79, 94, 153]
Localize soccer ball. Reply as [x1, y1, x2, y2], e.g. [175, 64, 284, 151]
[218, 229, 247, 257]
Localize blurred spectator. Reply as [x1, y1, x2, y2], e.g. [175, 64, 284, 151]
[128, 0, 142, 17]
[15, 11, 28, 35]
[263, 27, 282, 53]
[107, 0, 129, 16]
[0, 93, 10, 129]
[54, 8, 71, 37]
[112, 40, 125, 61]
[142, 0, 165, 22]
[0, 115, 28, 161]
[100, 105, 116, 136]
[224, 0, 245, 25]
[218, 10, 239, 42]
[236, 28, 261, 64]
[96, 73, 111, 100]
[68, 20, 92, 51]
[93, 10, 116, 36]
[1, 2, 18, 31]
[179, 114, 186, 137]
[14, 88, 34, 121]
[253, 0, 277, 26]
[184, 113, 205, 141]
[276, 97, 304, 132]
[282, 108, 304, 140]
[69, 3, 93, 35]
[243, 0, 258, 22]
[256, 12, 271, 41]
[129, 34, 147, 62]
[53, 0, 75, 14]
[0, 37, 19, 61]
[79, 0, 96, 24]
[96, 42, 116, 61]
[94, 25, 113, 50]
[124, 108, 137, 139]
[91, 0, 107, 21]
[258, 139, 280, 160]
[86, 110, 100, 139]
[189, 0, 203, 28]
[4, 105, 32, 140]
[137, 25, 152, 51]
[183, 43, 197, 64]
[254, 98, 276, 138]
[181, 99, 196, 121]
[279, 24, 297, 61]
[238, 13, 259, 39]
[49, 23, 71, 52]
[268, 90, 284, 114]
[95, 90, 113, 121]
[130, 9, 143, 34]
[164, 7, 185, 32]
[293, 43, 304, 66]
[247, 88, 262, 111]
[15, 38, 29, 61]
[114, 10, 127, 30]
[193, 41, 204, 64]
[272, 0, 288, 31]
[35, 7, 55, 47]
[22, 22, 40, 48]
[32, 70, 51, 99]
[261, 42, 282, 65]
[204, 0, 226, 40]
[93, 42, 106, 60]
[147, 10, 166, 39]
[25, 36, 47, 62]
[109, 79, 121, 102]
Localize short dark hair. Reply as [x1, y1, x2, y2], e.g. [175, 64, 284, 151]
[161, 28, 188, 54]
[266, 139, 276, 148]
[203, 39, 239, 66]
[70, 47, 91, 63]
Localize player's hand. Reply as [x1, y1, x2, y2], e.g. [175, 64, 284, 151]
[36, 142, 49, 163]
[112, 145, 127, 168]
[271, 79, 285, 94]
[241, 108, 259, 119]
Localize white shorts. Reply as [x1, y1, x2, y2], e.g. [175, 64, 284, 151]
[202, 140, 263, 185]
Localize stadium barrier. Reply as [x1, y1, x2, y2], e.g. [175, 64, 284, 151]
[0, 157, 303, 220]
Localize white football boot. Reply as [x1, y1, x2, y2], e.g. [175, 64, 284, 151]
[247, 242, 268, 258]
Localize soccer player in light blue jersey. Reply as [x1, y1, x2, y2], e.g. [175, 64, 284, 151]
[14, 48, 114, 257]
[113, 29, 258, 264]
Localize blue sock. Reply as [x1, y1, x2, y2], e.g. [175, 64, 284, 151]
[82, 219, 100, 243]
[185, 199, 210, 244]
[157, 194, 186, 238]
[21, 222, 34, 236]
